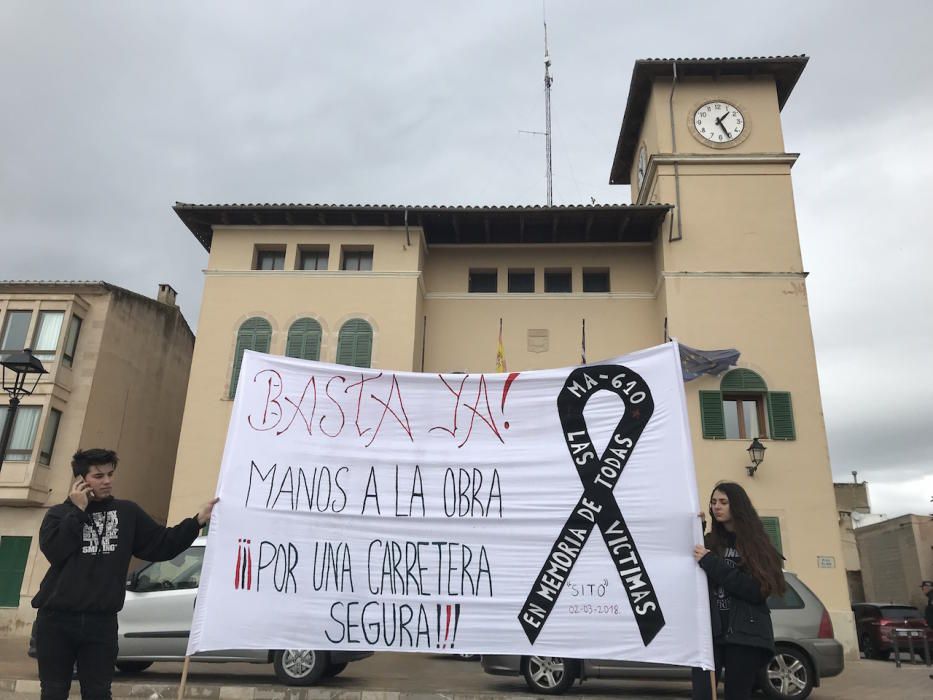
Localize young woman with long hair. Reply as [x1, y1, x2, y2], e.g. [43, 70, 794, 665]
[691, 481, 785, 700]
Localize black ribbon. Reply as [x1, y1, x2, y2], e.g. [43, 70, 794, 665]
[518, 365, 666, 645]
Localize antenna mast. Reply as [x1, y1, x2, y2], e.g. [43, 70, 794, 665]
[543, 13, 553, 206]
[518, 5, 555, 205]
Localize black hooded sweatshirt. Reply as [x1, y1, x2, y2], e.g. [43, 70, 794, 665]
[31, 496, 200, 614]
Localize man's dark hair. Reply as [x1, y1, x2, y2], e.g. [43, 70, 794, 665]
[71, 448, 119, 477]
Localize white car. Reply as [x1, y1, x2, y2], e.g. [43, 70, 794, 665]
[481, 571, 843, 700]
[117, 536, 371, 685]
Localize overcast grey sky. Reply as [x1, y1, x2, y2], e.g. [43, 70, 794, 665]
[1, 2, 930, 517]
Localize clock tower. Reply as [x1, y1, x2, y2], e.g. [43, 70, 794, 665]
[610, 57, 856, 654]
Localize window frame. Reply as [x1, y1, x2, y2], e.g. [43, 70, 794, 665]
[62, 314, 83, 367]
[507, 269, 535, 293]
[336, 319, 374, 368]
[39, 407, 63, 466]
[1, 310, 33, 360]
[254, 247, 286, 271]
[722, 393, 768, 439]
[699, 370, 795, 441]
[31, 310, 65, 362]
[468, 269, 498, 293]
[0, 405, 42, 462]
[544, 268, 572, 293]
[286, 318, 323, 361]
[341, 248, 374, 271]
[582, 268, 610, 293]
[229, 318, 273, 398]
[298, 246, 330, 271]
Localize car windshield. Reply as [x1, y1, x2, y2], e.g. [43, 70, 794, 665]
[879, 606, 921, 619]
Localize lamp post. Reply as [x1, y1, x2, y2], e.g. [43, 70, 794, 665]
[0, 348, 48, 472]
[745, 437, 766, 477]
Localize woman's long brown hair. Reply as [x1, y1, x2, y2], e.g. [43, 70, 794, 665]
[707, 481, 786, 598]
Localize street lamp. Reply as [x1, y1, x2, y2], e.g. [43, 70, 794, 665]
[0, 348, 48, 471]
[745, 437, 766, 477]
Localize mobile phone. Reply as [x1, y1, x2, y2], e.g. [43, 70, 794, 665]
[78, 476, 95, 497]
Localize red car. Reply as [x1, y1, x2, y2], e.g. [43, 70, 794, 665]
[852, 603, 933, 659]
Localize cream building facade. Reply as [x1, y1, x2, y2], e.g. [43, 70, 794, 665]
[0, 282, 194, 635]
[168, 56, 856, 652]
[855, 515, 933, 611]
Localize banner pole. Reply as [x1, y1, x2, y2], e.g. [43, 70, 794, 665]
[177, 655, 191, 700]
[709, 669, 718, 700]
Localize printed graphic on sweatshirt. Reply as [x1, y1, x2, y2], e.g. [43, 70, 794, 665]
[82, 511, 119, 554]
[714, 545, 740, 611]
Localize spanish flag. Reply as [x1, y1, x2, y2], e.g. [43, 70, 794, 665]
[496, 318, 507, 373]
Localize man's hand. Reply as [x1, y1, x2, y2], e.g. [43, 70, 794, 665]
[69, 478, 92, 511]
[197, 497, 220, 526]
[694, 545, 710, 562]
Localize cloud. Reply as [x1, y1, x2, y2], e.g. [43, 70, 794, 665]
[1, 1, 930, 517]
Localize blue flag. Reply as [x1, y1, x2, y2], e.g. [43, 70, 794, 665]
[678, 343, 740, 381]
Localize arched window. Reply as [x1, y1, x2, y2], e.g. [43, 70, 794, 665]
[699, 368, 795, 440]
[229, 318, 272, 398]
[336, 319, 373, 368]
[286, 318, 322, 361]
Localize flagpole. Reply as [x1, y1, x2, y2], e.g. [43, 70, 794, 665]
[581, 318, 586, 365]
[177, 655, 191, 700]
[496, 318, 507, 373]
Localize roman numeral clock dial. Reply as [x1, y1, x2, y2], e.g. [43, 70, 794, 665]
[690, 100, 749, 148]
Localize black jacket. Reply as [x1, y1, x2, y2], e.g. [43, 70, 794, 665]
[32, 497, 200, 614]
[699, 551, 775, 653]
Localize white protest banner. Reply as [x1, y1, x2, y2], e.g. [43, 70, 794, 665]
[189, 342, 714, 669]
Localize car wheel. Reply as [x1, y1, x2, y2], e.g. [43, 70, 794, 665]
[323, 661, 348, 678]
[860, 633, 890, 660]
[758, 646, 813, 700]
[115, 661, 152, 673]
[272, 649, 329, 686]
[457, 653, 479, 660]
[521, 655, 578, 695]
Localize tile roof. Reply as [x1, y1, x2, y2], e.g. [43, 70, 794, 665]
[173, 202, 673, 250]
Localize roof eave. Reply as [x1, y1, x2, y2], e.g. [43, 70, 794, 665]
[173, 203, 673, 251]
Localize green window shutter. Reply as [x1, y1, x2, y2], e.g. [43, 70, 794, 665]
[230, 318, 272, 398]
[767, 391, 796, 440]
[336, 319, 373, 368]
[286, 319, 322, 361]
[699, 390, 725, 439]
[721, 369, 768, 393]
[0, 536, 31, 607]
[760, 517, 783, 556]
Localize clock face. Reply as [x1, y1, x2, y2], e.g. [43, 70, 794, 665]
[636, 145, 648, 187]
[693, 101, 745, 145]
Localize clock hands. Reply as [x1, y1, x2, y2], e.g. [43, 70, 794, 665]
[715, 109, 731, 137]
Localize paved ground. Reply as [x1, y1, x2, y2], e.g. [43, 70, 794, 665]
[1, 637, 930, 699]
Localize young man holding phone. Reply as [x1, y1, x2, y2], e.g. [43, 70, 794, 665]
[31, 448, 218, 700]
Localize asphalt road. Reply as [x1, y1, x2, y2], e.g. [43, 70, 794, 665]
[1, 637, 929, 699]
[0, 641, 691, 698]
[117, 653, 693, 696]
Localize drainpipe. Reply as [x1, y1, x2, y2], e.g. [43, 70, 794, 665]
[404, 207, 411, 247]
[668, 62, 684, 242]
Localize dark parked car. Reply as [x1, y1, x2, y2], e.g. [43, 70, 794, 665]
[852, 602, 933, 660]
[482, 571, 843, 700]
